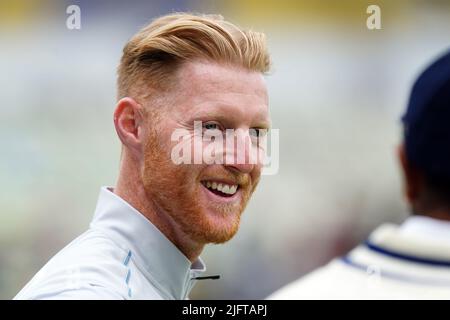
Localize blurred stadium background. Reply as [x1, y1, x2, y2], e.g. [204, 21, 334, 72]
[1, 0, 450, 299]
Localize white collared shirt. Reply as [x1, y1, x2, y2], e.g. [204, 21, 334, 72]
[268, 216, 450, 299]
[14, 187, 206, 300]
[399, 215, 450, 245]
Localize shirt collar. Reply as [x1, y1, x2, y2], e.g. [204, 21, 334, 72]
[367, 217, 450, 261]
[399, 215, 450, 245]
[89, 186, 206, 299]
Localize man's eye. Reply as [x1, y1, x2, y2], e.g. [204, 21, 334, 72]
[203, 123, 220, 130]
[250, 128, 267, 138]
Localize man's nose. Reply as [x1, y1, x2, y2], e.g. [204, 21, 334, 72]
[224, 130, 256, 174]
[225, 162, 255, 174]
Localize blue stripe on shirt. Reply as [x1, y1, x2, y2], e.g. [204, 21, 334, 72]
[364, 240, 450, 267]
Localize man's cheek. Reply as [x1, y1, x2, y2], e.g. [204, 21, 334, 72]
[250, 169, 262, 191]
[253, 161, 263, 176]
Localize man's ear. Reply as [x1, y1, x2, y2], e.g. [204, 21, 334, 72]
[114, 97, 146, 156]
[398, 143, 422, 204]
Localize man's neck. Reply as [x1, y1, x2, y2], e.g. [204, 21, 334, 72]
[413, 207, 450, 222]
[114, 157, 204, 262]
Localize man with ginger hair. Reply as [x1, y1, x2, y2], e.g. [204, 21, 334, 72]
[15, 13, 271, 300]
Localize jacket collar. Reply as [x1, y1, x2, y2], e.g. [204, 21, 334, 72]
[90, 187, 206, 299]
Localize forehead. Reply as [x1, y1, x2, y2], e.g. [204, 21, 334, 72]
[171, 60, 269, 124]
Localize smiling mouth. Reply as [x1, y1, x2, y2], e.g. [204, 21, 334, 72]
[201, 181, 239, 198]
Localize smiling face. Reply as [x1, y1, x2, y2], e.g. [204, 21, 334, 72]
[141, 60, 269, 244]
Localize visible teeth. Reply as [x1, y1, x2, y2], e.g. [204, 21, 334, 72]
[203, 181, 238, 195]
[222, 185, 230, 193]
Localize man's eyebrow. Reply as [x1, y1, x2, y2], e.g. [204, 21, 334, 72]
[189, 105, 270, 127]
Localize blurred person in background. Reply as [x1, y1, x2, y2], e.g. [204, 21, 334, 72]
[269, 49, 450, 299]
[14, 12, 271, 300]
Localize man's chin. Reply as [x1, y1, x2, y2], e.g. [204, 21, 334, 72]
[198, 226, 240, 244]
[187, 207, 242, 244]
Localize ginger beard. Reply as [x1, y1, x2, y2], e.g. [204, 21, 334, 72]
[141, 128, 260, 244]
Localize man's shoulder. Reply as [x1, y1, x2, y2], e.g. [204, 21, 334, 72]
[267, 258, 351, 299]
[42, 228, 131, 273]
[14, 229, 131, 300]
